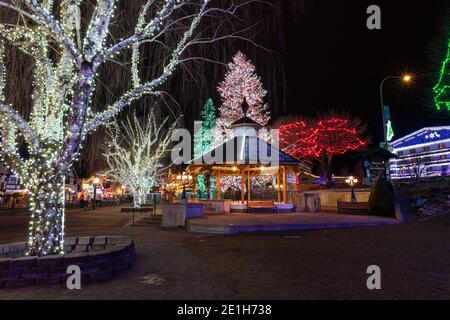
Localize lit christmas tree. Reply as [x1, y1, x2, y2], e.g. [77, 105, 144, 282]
[215, 52, 272, 193]
[194, 98, 217, 198]
[216, 51, 270, 142]
[433, 38, 450, 111]
[194, 98, 217, 158]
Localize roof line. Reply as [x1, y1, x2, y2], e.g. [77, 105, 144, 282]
[390, 126, 450, 146]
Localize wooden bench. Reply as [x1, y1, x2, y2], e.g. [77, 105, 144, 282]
[247, 201, 277, 214]
[337, 200, 370, 215]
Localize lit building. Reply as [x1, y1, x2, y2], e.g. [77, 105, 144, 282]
[389, 126, 450, 179]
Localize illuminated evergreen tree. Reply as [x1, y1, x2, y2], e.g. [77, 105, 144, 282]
[215, 51, 271, 192]
[194, 98, 216, 197]
[216, 51, 270, 141]
[433, 38, 450, 111]
[194, 98, 217, 157]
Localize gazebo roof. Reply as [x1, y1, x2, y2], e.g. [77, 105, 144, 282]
[189, 135, 310, 170]
[230, 116, 261, 127]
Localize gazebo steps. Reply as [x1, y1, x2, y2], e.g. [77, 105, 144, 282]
[131, 215, 162, 226]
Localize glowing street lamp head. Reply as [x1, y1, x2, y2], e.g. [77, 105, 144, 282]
[403, 75, 412, 83]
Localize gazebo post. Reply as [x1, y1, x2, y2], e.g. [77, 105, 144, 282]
[193, 176, 197, 199]
[283, 166, 287, 204]
[241, 168, 245, 204]
[277, 169, 281, 203]
[216, 171, 221, 200]
[247, 168, 251, 204]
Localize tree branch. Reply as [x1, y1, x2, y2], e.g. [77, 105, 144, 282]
[102, 0, 183, 60]
[83, 0, 117, 61]
[0, 101, 42, 152]
[86, 0, 211, 133]
[21, 0, 81, 64]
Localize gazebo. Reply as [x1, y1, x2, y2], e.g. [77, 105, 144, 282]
[187, 111, 310, 207]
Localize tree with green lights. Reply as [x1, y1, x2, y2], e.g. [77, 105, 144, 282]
[194, 98, 217, 198]
[194, 98, 217, 158]
[431, 7, 450, 111]
[433, 38, 450, 111]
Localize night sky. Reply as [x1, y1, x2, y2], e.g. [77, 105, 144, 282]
[284, 0, 449, 143]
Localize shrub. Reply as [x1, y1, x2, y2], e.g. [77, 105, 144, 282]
[369, 177, 396, 217]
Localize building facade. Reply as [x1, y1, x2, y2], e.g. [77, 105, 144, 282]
[389, 126, 450, 179]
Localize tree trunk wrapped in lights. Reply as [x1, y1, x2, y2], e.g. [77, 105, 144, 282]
[0, 0, 245, 256]
[102, 112, 177, 209]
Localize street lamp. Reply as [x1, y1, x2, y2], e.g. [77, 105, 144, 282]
[345, 176, 358, 203]
[379, 74, 412, 179]
[379, 74, 412, 148]
[176, 173, 193, 203]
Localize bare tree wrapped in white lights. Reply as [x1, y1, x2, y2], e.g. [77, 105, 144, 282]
[0, 0, 252, 256]
[102, 112, 177, 209]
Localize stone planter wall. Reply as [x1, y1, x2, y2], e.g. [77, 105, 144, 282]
[195, 200, 231, 215]
[162, 203, 204, 227]
[295, 189, 372, 212]
[0, 236, 135, 289]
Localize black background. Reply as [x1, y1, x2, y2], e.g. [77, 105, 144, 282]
[284, 0, 449, 143]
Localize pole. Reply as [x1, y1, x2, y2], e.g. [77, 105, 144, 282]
[380, 76, 397, 180]
[93, 183, 97, 210]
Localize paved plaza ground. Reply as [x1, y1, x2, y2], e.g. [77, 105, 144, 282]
[0, 206, 449, 299]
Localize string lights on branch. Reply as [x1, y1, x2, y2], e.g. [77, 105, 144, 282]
[279, 118, 368, 166]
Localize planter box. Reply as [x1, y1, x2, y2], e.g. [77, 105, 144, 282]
[162, 203, 204, 227]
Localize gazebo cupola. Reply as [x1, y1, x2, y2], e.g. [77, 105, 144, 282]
[229, 99, 262, 138]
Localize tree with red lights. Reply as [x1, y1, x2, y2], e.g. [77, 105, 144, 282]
[279, 113, 369, 181]
[216, 51, 270, 141]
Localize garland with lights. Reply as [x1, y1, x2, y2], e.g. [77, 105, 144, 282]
[0, 0, 214, 256]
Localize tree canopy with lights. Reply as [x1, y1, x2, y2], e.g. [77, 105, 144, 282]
[279, 114, 368, 179]
[0, 0, 245, 256]
[102, 111, 176, 209]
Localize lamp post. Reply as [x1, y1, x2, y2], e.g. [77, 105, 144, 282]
[177, 173, 193, 203]
[379, 74, 412, 148]
[379, 74, 412, 179]
[345, 176, 358, 203]
[93, 177, 100, 209]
